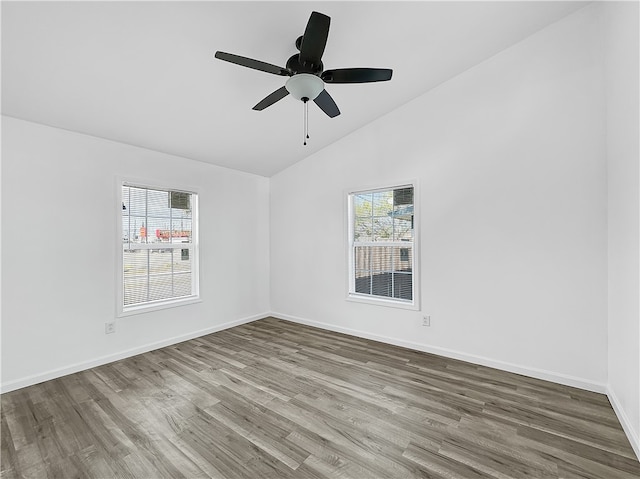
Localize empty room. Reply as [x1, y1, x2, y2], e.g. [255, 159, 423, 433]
[1, 1, 639, 478]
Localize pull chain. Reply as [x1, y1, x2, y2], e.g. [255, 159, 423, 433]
[302, 97, 310, 146]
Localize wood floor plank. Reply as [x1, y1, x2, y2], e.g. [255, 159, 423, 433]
[203, 402, 309, 470]
[403, 441, 496, 478]
[2, 316, 638, 478]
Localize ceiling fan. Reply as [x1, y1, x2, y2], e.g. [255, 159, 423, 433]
[214, 11, 393, 120]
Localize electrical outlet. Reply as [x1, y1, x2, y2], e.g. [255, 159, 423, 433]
[422, 315, 431, 327]
[105, 321, 116, 334]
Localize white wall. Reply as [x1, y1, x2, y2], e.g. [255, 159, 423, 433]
[270, 5, 608, 391]
[1, 116, 270, 391]
[604, 1, 640, 458]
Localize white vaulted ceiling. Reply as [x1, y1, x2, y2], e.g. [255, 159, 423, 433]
[1, 1, 587, 176]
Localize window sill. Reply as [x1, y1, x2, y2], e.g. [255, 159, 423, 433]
[118, 296, 201, 318]
[347, 293, 419, 311]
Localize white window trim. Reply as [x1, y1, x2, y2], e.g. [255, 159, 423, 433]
[116, 177, 201, 317]
[345, 181, 420, 311]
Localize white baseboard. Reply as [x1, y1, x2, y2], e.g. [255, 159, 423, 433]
[270, 312, 608, 394]
[0, 312, 268, 394]
[607, 387, 640, 461]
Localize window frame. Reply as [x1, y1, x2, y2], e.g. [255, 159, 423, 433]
[116, 178, 200, 317]
[346, 181, 420, 311]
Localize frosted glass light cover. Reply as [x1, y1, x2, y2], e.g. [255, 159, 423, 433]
[285, 74, 324, 101]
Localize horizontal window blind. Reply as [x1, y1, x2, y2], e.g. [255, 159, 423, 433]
[349, 186, 414, 303]
[121, 184, 198, 310]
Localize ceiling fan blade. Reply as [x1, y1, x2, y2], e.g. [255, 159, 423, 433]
[322, 68, 393, 83]
[314, 89, 340, 118]
[299, 12, 330, 66]
[253, 86, 290, 111]
[215, 51, 290, 76]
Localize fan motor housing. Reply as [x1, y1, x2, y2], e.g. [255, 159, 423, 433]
[286, 54, 323, 76]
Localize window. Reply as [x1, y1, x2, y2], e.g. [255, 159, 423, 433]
[348, 185, 416, 307]
[119, 183, 199, 314]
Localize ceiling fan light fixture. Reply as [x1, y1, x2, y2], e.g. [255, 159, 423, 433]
[285, 73, 324, 101]
[215, 11, 392, 120]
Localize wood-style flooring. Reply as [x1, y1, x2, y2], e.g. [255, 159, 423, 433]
[2, 317, 639, 478]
